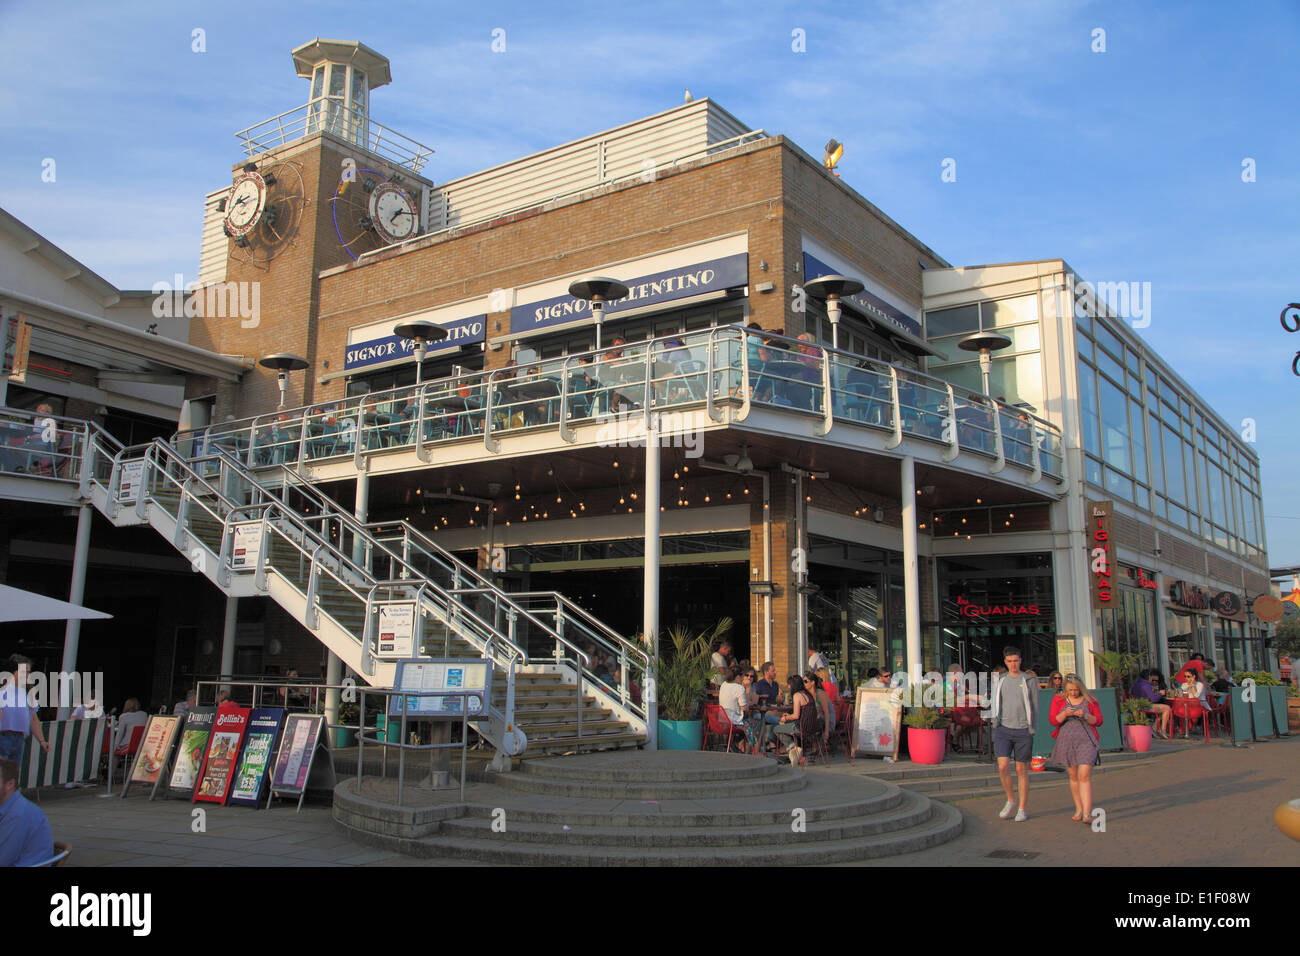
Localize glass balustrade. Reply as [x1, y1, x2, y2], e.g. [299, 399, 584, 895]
[171, 325, 1064, 481]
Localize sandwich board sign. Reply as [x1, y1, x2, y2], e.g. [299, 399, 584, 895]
[122, 714, 181, 800]
[269, 713, 335, 812]
[195, 703, 251, 805]
[228, 707, 286, 808]
[167, 706, 216, 799]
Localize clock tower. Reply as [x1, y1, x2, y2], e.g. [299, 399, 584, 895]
[187, 39, 435, 419]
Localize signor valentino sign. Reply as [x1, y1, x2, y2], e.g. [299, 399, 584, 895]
[1088, 500, 1115, 608]
[956, 596, 1041, 618]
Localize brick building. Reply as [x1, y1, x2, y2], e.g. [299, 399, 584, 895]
[0, 39, 1273, 742]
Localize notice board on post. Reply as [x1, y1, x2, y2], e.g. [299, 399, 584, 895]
[852, 686, 902, 760]
[388, 658, 491, 719]
[124, 715, 181, 800]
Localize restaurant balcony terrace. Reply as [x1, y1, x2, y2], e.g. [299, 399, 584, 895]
[173, 328, 1067, 506]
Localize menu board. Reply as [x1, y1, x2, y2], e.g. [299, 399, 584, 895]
[376, 602, 417, 658]
[167, 707, 216, 798]
[388, 658, 490, 718]
[195, 703, 250, 804]
[853, 686, 902, 759]
[230, 522, 262, 571]
[228, 708, 285, 807]
[271, 714, 325, 794]
[125, 715, 180, 798]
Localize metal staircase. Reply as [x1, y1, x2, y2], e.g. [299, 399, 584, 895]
[70, 420, 649, 759]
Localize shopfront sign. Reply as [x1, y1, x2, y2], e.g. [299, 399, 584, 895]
[345, 314, 487, 371]
[955, 596, 1042, 618]
[511, 253, 748, 334]
[1211, 591, 1243, 616]
[1088, 500, 1115, 608]
[1169, 580, 1210, 611]
[1123, 565, 1159, 591]
[802, 252, 923, 338]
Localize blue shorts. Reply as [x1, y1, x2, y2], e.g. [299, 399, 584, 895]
[993, 725, 1033, 763]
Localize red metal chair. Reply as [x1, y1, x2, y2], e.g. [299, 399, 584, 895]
[832, 697, 854, 764]
[112, 724, 146, 778]
[1171, 698, 1212, 741]
[702, 704, 750, 754]
[949, 706, 985, 755]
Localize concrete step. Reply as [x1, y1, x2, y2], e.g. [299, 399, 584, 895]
[490, 764, 807, 800]
[517, 752, 781, 784]
[524, 733, 645, 756]
[406, 802, 960, 866]
[439, 790, 936, 848]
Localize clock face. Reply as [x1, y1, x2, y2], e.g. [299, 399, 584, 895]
[224, 171, 267, 238]
[369, 182, 419, 244]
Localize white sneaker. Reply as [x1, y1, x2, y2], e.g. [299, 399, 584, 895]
[998, 800, 1016, 819]
[1014, 809, 1028, 822]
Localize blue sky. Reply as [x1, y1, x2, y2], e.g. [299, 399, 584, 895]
[2, 0, 1297, 565]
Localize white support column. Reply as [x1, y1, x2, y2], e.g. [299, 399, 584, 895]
[324, 652, 342, 742]
[353, 471, 370, 569]
[900, 457, 922, 680]
[220, 596, 238, 690]
[57, 503, 92, 719]
[643, 419, 660, 749]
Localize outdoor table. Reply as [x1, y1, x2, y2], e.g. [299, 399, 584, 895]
[427, 393, 477, 437]
[757, 359, 817, 408]
[502, 378, 559, 425]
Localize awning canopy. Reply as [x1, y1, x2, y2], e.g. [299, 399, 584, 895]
[0, 584, 112, 623]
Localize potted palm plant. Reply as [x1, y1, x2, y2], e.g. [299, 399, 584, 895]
[654, 618, 731, 751]
[1090, 650, 1141, 690]
[1120, 697, 1153, 752]
[902, 687, 950, 765]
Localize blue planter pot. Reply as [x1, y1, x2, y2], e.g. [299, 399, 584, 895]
[657, 719, 702, 751]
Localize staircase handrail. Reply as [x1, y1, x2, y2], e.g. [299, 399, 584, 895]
[198, 444, 537, 668]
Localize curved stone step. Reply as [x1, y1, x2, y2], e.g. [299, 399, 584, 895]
[488, 765, 808, 800]
[441, 791, 932, 847]
[458, 780, 903, 828]
[517, 750, 779, 784]
[399, 801, 961, 866]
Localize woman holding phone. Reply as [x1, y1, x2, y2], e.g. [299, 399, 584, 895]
[1049, 675, 1103, 823]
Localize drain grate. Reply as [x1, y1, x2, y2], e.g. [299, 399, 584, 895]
[986, 849, 1041, 860]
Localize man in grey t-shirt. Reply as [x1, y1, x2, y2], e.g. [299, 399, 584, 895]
[990, 647, 1037, 822]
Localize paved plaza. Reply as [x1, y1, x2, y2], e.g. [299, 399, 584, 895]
[30, 735, 1300, 867]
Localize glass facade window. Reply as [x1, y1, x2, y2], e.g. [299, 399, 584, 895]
[1099, 374, 1129, 472]
[927, 294, 1043, 408]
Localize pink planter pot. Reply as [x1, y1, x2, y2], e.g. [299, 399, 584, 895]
[1124, 724, 1152, 753]
[907, 727, 947, 765]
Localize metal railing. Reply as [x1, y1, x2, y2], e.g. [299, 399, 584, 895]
[79, 429, 642, 750]
[173, 325, 1066, 482]
[356, 685, 485, 804]
[0, 406, 93, 482]
[235, 101, 434, 172]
